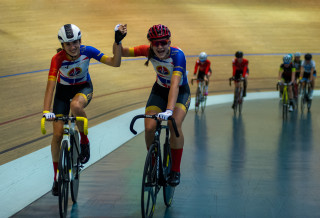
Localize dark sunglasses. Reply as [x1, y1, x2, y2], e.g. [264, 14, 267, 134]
[151, 39, 169, 47]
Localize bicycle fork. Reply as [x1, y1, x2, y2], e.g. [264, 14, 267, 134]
[56, 123, 72, 182]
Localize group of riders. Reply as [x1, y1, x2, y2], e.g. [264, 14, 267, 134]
[42, 23, 316, 197]
[277, 52, 316, 112]
[194, 51, 316, 112]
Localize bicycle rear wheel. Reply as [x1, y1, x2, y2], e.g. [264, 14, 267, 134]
[141, 143, 159, 218]
[162, 142, 175, 207]
[70, 130, 80, 203]
[58, 140, 70, 218]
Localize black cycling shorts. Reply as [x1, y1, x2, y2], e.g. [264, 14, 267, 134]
[53, 81, 93, 116]
[146, 82, 191, 113]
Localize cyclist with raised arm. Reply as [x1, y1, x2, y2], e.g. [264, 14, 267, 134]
[42, 24, 127, 196]
[231, 51, 249, 108]
[121, 24, 190, 186]
[300, 53, 317, 99]
[278, 55, 296, 112]
[192, 52, 212, 100]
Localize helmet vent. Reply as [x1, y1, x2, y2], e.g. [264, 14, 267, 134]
[64, 24, 74, 39]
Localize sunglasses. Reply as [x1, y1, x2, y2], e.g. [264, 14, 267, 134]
[151, 39, 169, 47]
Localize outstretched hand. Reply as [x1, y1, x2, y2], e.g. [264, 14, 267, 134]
[115, 24, 127, 45]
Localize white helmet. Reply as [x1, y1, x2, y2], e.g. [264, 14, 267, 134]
[199, 52, 207, 62]
[58, 24, 82, 43]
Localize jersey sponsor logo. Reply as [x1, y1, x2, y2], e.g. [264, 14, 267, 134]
[156, 66, 170, 75]
[68, 67, 82, 77]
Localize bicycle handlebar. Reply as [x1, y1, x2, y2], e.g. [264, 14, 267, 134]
[130, 114, 180, 137]
[41, 116, 88, 135]
[276, 82, 292, 90]
[229, 77, 244, 86]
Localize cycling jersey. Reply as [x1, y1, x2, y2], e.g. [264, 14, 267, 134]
[232, 58, 249, 78]
[280, 63, 296, 82]
[129, 45, 188, 88]
[301, 60, 316, 73]
[194, 59, 211, 75]
[48, 45, 108, 85]
[292, 60, 302, 72]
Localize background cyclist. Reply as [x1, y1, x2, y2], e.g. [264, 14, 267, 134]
[299, 53, 317, 99]
[231, 51, 249, 108]
[192, 52, 212, 101]
[292, 52, 302, 98]
[278, 54, 296, 112]
[120, 24, 190, 186]
[42, 23, 127, 196]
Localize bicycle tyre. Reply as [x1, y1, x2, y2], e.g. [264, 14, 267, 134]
[141, 143, 158, 218]
[200, 85, 206, 112]
[307, 99, 312, 111]
[162, 142, 175, 207]
[301, 95, 305, 113]
[70, 130, 80, 203]
[58, 140, 69, 218]
[239, 88, 243, 115]
[195, 88, 200, 113]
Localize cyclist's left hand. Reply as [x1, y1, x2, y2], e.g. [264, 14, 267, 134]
[157, 109, 173, 120]
[115, 24, 127, 45]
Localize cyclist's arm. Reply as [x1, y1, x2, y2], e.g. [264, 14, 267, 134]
[98, 43, 121, 67]
[43, 80, 56, 112]
[194, 61, 199, 75]
[120, 45, 149, 57]
[310, 67, 315, 81]
[167, 74, 181, 111]
[205, 61, 211, 75]
[291, 68, 296, 83]
[232, 62, 236, 77]
[278, 68, 283, 81]
[299, 68, 304, 80]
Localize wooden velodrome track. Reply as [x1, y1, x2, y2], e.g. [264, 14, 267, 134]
[0, 0, 319, 166]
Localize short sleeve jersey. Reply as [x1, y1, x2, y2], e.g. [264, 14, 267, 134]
[48, 45, 106, 85]
[130, 45, 188, 88]
[280, 63, 296, 77]
[194, 59, 211, 75]
[301, 60, 316, 73]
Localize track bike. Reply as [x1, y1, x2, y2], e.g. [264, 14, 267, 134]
[300, 80, 312, 113]
[277, 82, 292, 120]
[229, 77, 244, 116]
[130, 114, 180, 218]
[41, 116, 88, 218]
[191, 78, 207, 113]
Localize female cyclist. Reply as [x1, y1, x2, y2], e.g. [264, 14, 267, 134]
[43, 23, 127, 196]
[192, 52, 212, 99]
[121, 24, 190, 186]
[278, 55, 296, 111]
[231, 51, 249, 108]
[300, 53, 317, 99]
[292, 52, 302, 98]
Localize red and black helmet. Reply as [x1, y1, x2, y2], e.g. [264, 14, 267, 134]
[147, 24, 171, 41]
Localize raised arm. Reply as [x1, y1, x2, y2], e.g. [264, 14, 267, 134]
[101, 24, 127, 67]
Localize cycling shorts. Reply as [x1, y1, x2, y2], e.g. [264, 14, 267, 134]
[197, 71, 207, 80]
[146, 82, 191, 113]
[53, 81, 93, 116]
[281, 73, 292, 83]
[235, 69, 249, 80]
[301, 71, 317, 81]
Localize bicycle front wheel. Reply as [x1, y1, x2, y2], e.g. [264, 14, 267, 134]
[70, 130, 80, 203]
[200, 85, 207, 112]
[195, 88, 200, 113]
[141, 143, 158, 218]
[58, 140, 70, 218]
[162, 142, 175, 207]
